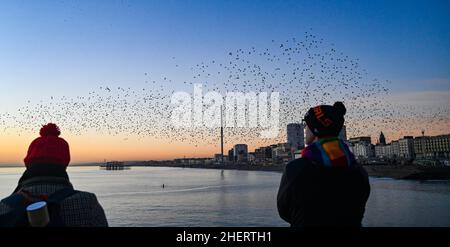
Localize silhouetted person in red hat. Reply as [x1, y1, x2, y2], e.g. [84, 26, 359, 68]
[277, 102, 370, 227]
[0, 123, 108, 227]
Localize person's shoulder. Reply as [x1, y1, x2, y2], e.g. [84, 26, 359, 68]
[61, 190, 104, 212]
[286, 157, 312, 168]
[71, 190, 98, 198]
[59, 189, 108, 226]
[66, 190, 100, 204]
[350, 162, 369, 178]
[284, 158, 313, 174]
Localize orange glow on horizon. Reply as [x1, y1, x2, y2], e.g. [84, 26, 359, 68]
[1, 118, 449, 165]
[0, 129, 223, 165]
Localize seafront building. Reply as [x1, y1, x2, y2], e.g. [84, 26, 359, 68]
[348, 136, 372, 145]
[414, 134, 450, 159]
[228, 148, 234, 162]
[271, 143, 292, 163]
[391, 140, 400, 158]
[349, 142, 375, 160]
[348, 136, 374, 160]
[233, 144, 248, 162]
[398, 136, 415, 159]
[374, 143, 393, 159]
[254, 146, 273, 163]
[287, 123, 305, 151]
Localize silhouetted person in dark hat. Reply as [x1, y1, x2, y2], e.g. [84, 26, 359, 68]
[0, 123, 108, 227]
[277, 102, 370, 227]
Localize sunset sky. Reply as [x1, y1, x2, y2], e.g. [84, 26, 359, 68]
[0, 0, 449, 165]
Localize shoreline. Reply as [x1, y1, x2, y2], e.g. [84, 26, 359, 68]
[136, 163, 450, 181]
[2, 163, 450, 181]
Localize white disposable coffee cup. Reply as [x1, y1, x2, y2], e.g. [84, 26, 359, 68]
[26, 201, 50, 227]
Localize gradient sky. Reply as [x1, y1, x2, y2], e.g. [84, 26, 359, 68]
[0, 0, 449, 164]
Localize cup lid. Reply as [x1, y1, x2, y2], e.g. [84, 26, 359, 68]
[26, 201, 47, 211]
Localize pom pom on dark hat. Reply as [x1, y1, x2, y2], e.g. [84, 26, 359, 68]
[304, 101, 346, 138]
[24, 123, 70, 168]
[333, 101, 346, 116]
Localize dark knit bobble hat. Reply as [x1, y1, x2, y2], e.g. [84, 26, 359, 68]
[304, 101, 346, 138]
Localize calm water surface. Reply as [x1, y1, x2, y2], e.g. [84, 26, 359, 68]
[0, 166, 449, 227]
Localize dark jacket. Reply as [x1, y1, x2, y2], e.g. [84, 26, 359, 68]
[277, 158, 370, 227]
[0, 164, 108, 227]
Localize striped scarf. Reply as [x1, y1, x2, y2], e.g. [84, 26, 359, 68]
[301, 137, 356, 168]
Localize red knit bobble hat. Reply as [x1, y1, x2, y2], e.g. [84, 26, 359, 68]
[24, 123, 70, 168]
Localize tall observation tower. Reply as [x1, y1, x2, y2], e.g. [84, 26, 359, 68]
[220, 105, 224, 164]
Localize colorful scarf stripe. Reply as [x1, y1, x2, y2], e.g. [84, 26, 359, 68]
[301, 137, 355, 168]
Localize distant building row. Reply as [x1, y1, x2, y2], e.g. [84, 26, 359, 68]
[348, 132, 450, 161]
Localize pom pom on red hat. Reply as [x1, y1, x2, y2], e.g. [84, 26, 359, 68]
[39, 123, 61, 137]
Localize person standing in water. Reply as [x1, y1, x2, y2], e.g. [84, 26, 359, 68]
[277, 102, 370, 227]
[0, 123, 108, 227]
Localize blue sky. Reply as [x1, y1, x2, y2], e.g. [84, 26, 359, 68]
[0, 0, 450, 89]
[0, 0, 449, 110]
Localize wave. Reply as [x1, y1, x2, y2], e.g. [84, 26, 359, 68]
[98, 184, 245, 197]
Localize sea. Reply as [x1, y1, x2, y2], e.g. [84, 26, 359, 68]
[0, 166, 449, 227]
